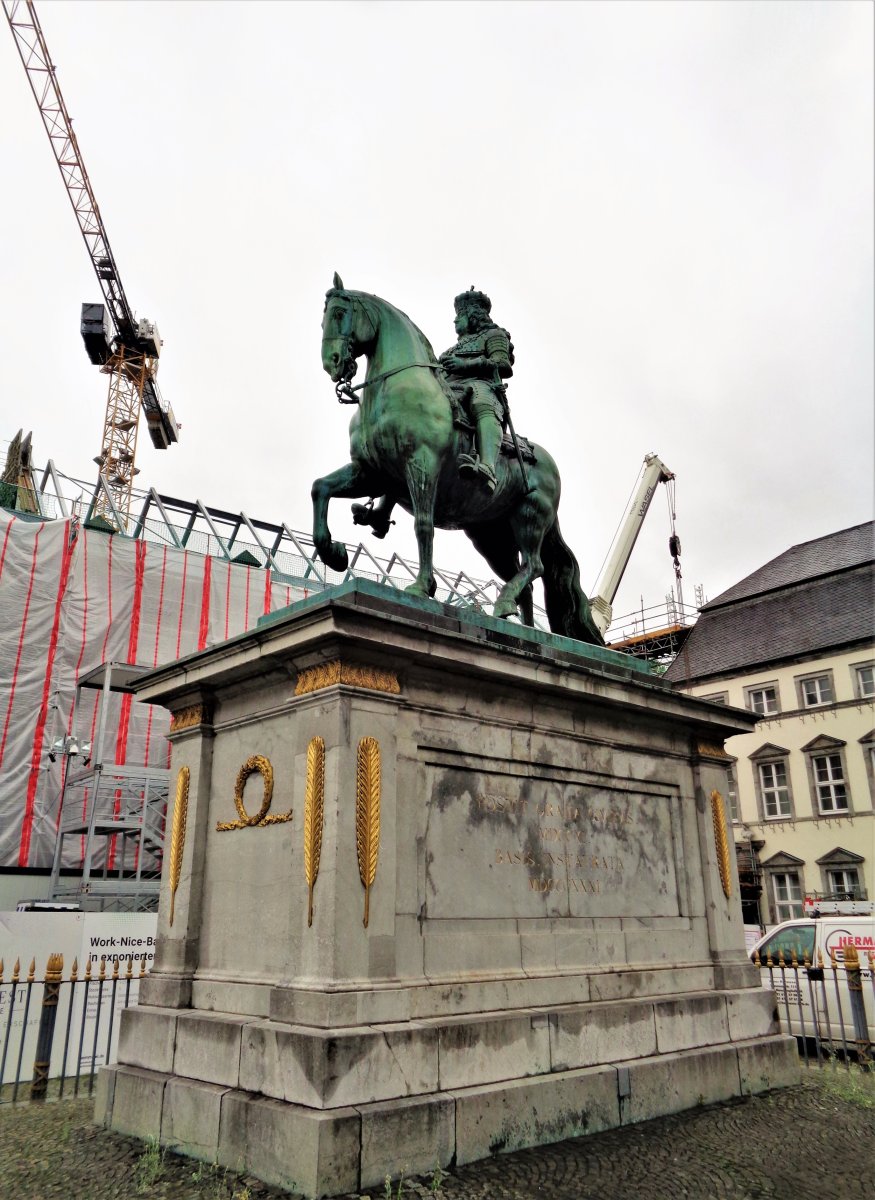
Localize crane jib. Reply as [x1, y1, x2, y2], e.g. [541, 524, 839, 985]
[4, 0, 180, 526]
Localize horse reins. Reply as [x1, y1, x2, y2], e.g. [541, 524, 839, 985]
[336, 361, 444, 405]
[328, 293, 443, 404]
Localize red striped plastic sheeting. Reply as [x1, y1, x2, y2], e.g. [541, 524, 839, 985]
[0, 513, 309, 868]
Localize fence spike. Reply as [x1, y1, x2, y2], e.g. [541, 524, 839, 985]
[139, 955, 147, 978]
[777, 949, 786, 967]
[802, 949, 811, 967]
[0, 958, 4, 982]
[830, 947, 838, 968]
[98, 957, 107, 982]
[817, 948, 824, 967]
[13, 958, 20, 982]
[766, 950, 773, 968]
[790, 948, 799, 967]
[85, 957, 93, 981]
[71, 957, 79, 982]
[125, 956, 133, 980]
[753, 949, 760, 967]
[112, 958, 120, 981]
[27, 958, 36, 982]
[45, 953, 64, 980]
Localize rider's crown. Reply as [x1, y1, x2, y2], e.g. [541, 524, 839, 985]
[454, 287, 491, 315]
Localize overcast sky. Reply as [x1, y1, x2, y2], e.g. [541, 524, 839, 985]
[1, 1, 872, 629]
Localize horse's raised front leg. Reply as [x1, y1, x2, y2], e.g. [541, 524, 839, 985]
[311, 462, 375, 573]
[403, 453, 440, 599]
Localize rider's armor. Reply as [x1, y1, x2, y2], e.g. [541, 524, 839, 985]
[440, 292, 514, 492]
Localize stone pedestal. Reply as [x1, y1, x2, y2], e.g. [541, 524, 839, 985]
[97, 581, 798, 1197]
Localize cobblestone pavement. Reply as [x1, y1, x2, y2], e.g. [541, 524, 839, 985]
[0, 1071, 872, 1200]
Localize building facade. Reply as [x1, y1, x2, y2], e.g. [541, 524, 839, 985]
[665, 523, 874, 927]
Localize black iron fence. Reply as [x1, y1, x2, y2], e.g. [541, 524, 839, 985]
[0, 952, 147, 1102]
[753, 944, 874, 1069]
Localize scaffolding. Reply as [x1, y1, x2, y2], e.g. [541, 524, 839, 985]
[49, 662, 168, 912]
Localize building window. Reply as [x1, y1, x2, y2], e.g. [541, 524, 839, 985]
[861, 732, 875, 804]
[797, 672, 834, 708]
[702, 691, 729, 705]
[726, 762, 739, 823]
[811, 753, 848, 814]
[759, 760, 792, 818]
[853, 664, 875, 699]
[746, 684, 779, 716]
[826, 867, 862, 899]
[772, 872, 804, 921]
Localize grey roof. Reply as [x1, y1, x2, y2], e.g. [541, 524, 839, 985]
[705, 522, 874, 609]
[665, 523, 874, 685]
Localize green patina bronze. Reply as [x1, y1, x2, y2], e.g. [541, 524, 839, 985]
[314, 275, 603, 645]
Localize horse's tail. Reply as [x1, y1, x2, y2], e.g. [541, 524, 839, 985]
[541, 519, 605, 646]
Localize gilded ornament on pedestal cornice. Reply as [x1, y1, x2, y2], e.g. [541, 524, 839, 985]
[216, 754, 293, 831]
[355, 736, 381, 928]
[295, 660, 400, 697]
[696, 741, 729, 760]
[710, 789, 732, 898]
[170, 705, 210, 733]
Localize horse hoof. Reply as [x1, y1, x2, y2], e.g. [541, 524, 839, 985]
[404, 582, 431, 601]
[316, 541, 349, 573]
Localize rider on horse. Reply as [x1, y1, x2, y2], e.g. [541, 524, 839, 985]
[439, 288, 514, 494]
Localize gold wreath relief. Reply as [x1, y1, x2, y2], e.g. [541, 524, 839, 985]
[710, 789, 732, 898]
[168, 766, 190, 925]
[216, 754, 293, 831]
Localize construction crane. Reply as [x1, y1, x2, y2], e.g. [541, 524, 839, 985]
[4, 0, 179, 529]
[589, 453, 679, 637]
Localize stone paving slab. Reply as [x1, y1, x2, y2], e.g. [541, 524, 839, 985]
[0, 1072, 873, 1199]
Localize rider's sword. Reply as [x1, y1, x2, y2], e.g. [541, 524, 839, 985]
[493, 368, 533, 494]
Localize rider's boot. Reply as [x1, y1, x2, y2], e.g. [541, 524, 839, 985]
[474, 414, 502, 493]
[351, 498, 395, 539]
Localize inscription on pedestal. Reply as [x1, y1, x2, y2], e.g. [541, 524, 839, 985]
[425, 767, 679, 919]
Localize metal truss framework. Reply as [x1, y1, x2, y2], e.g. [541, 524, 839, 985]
[24, 459, 700, 649]
[93, 347, 148, 526]
[29, 461, 543, 620]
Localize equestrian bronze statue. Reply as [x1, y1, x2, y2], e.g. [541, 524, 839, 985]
[313, 275, 603, 645]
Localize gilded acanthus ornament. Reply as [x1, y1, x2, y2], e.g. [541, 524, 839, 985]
[295, 660, 400, 697]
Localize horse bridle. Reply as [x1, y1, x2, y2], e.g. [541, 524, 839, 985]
[325, 291, 442, 405]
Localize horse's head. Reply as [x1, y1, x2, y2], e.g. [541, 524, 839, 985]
[321, 273, 377, 384]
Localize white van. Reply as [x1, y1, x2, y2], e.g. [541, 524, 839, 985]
[750, 914, 874, 1048]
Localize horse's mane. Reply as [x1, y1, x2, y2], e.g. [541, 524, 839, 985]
[350, 290, 439, 364]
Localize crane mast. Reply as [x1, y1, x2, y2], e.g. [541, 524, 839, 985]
[589, 453, 676, 636]
[4, 0, 178, 529]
